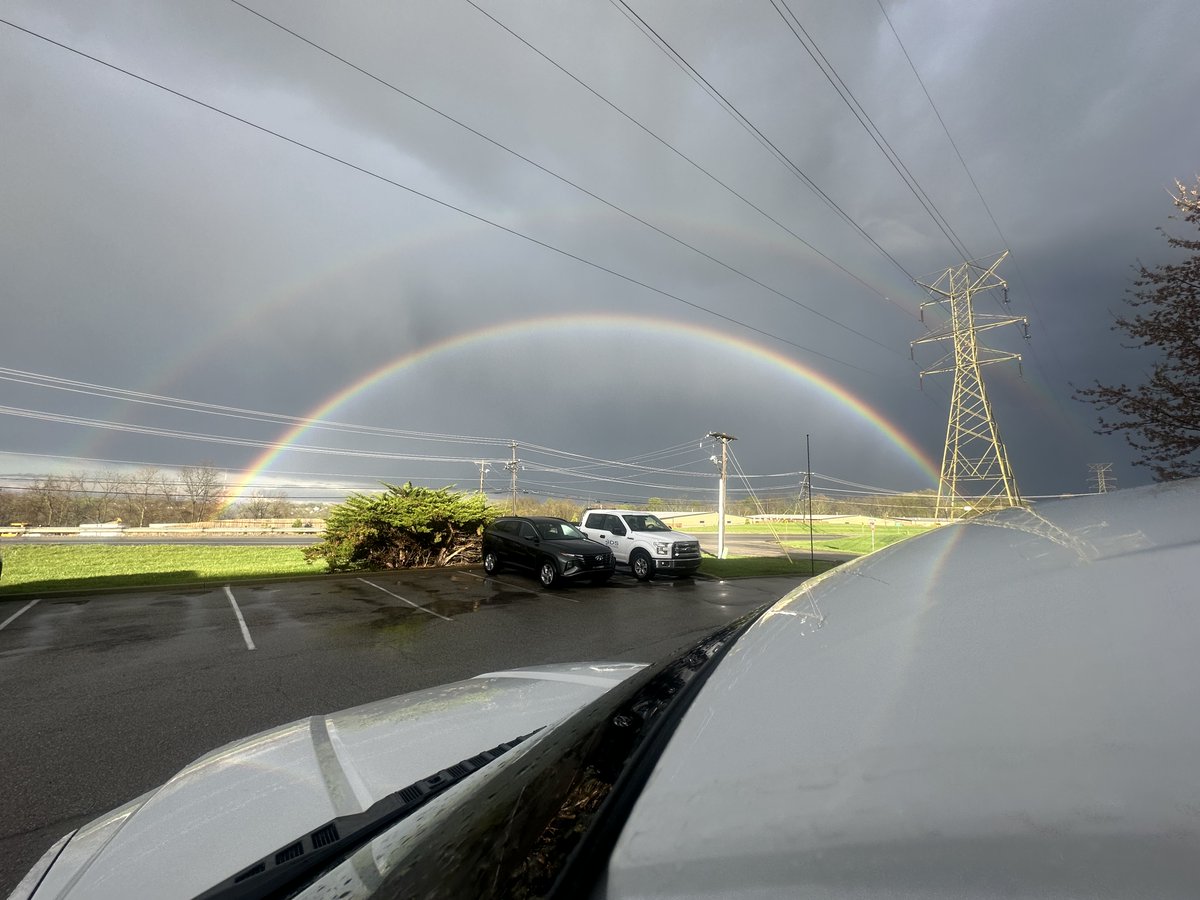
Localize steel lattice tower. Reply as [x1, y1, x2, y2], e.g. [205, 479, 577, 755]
[912, 252, 1028, 519]
[1088, 463, 1115, 494]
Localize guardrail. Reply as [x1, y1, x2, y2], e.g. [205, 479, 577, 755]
[2, 525, 324, 537]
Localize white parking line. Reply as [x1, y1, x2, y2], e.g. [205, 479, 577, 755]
[460, 570, 579, 602]
[0, 598, 40, 632]
[358, 579, 453, 621]
[223, 586, 257, 650]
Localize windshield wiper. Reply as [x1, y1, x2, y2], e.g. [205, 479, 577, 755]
[196, 730, 539, 900]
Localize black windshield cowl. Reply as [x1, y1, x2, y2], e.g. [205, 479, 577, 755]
[540, 617, 756, 898]
[353, 606, 766, 899]
[195, 731, 539, 900]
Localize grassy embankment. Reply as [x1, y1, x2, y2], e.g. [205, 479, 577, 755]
[0, 544, 318, 596]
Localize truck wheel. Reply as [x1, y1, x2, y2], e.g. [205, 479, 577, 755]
[539, 558, 559, 588]
[483, 550, 500, 575]
[630, 550, 655, 582]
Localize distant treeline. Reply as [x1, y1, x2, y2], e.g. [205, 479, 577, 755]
[3, 466, 996, 529]
[0, 465, 316, 527]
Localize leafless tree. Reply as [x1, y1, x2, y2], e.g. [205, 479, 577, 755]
[1075, 177, 1200, 479]
[178, 463, 225, 522]
[238, 489, 295, 519]
[120, 466, 165, 527]
[29, 475, 68, 526]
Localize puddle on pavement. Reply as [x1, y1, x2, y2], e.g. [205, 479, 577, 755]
[424, 589, 526, 618]
[361, 588, 531, 627]
[367, 606, 435, 638]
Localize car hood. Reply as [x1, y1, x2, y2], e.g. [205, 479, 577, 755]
[603, 479, 1200, 898]
[15, 661, 644, 900]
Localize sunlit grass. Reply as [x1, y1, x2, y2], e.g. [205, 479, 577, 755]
[0, 544, 322, 595]
[0, 542, 863, 596]
[782, 523, 935, 555]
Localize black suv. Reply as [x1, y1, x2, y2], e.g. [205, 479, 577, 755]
[482, 516, 615, 587]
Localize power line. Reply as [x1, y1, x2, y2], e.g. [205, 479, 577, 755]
[0, 404, 497, 464]
[608, 0, 919, 291]
[770, 0, 972, 261]
[229, 1, 904, 360]
[6, 370, 902, 487]
[0, 15, 885, 377]
[874, 0, 1072, 415]
[461, 0, 920, 322]
[0, 367, 512, 447]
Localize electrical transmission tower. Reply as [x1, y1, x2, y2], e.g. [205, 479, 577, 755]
[911, 251, 1028, 519]
[1088, 463, 1114, 494]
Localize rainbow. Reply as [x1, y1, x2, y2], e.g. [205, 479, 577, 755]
[221, 313, 938, 508]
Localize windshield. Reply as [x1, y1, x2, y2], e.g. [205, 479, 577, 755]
[535, 521, 587, 540]
[623, 514, 671, 532]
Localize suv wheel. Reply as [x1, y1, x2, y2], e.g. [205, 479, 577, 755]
[630, 550, 655, 582]
[483, 550, 500, 575]
[538, 558, 559, 588]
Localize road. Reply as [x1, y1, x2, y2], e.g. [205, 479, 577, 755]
[699, 531, 850, 559]
[0, 566, 805, 896]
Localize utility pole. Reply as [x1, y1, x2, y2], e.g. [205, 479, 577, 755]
[505, 442, 519, 514]
[476, 460, 490, 495]
[1088, 463, 1114, 494]
[911, 251, 1027, 519]
[708, 432, 735, 559]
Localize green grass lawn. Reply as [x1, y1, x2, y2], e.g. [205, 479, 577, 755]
[781, 523, 938, 555]
[0, 544, 322, 596]
[683, 523, 826, 534]
[0, 542, 858, 597]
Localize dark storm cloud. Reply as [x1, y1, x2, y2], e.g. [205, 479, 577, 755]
[2, 0, 1198, 501]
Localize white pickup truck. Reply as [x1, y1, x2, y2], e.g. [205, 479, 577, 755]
[577, 509, 703, 581]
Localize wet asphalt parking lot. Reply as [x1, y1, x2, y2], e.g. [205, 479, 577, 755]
[0, 566, 805, 896]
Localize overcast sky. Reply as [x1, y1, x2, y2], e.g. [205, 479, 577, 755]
[2, 0, 1198, 508]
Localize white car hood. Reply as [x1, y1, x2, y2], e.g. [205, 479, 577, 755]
[604, 480, 1200, 898]
[16, 661, 643, 900]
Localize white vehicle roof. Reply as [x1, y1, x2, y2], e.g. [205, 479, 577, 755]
[602, 479, 1200, 898]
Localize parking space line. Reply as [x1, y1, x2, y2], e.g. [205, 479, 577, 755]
[358, 579, 454, 621]
[223, 586, 257, 650]
[0, 598, 40, 632]
[460, 571, 579, 602]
